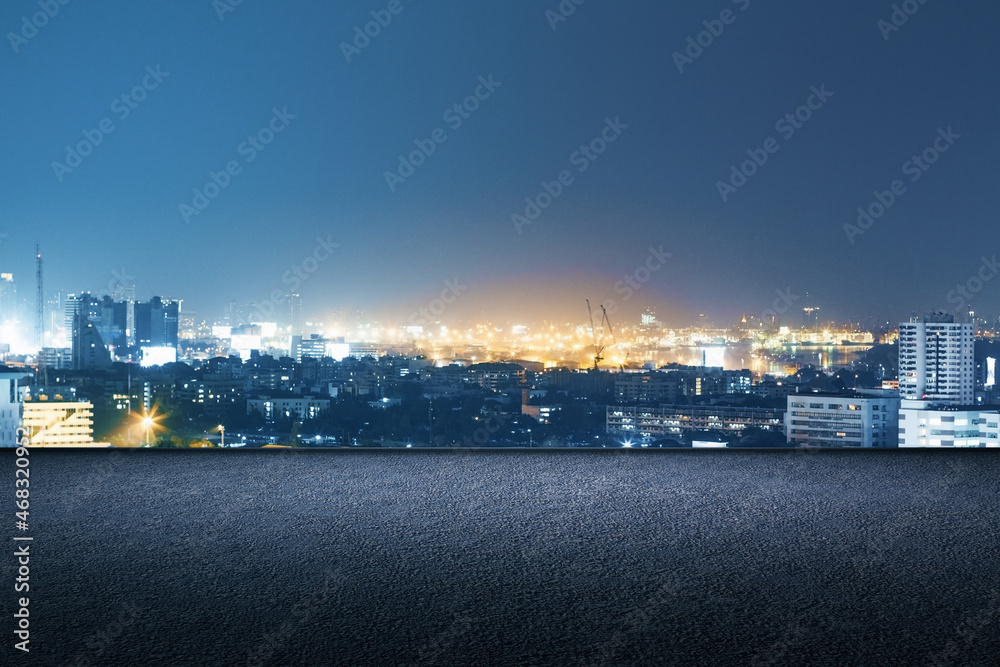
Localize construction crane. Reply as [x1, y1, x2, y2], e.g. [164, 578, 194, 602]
[586, 300, 619, 371]
[601, 304, 622, 371]
[586, 299, 603, 370]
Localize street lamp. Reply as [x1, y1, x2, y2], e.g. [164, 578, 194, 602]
[218, 424, 225, 448]
[136, 405, 165, 447]
[141, 416, 153, 446]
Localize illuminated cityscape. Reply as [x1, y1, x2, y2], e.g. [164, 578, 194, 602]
[4, 1, 1000, 664]
[3, 267, 999, 450]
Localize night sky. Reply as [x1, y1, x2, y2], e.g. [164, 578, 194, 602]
[2, 0, 998, 327]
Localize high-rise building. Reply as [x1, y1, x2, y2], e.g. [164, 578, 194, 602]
[898, 313, 974, 405]
[65, 293, 103, 335]
[38, 347, 72, 370]
[67, 293, 116, 369]
[288, 293, 301, 331]
[96, 295, 130, 352]
[0, 273, 16, 324]
[134, 297, 180, 348]
[291, 334, 326, 363]
[72, 314, 112, 371]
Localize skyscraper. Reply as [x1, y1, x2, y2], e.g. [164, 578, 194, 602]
[134, 297, 180, 348]
[71, 313, 111, 371]
[288, 293, 301, 332]
[898, 313, 974, 405]
[0, 274, 16, 339]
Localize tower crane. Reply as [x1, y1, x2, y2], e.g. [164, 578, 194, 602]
[586, 299, 603, 370]
[586, 300, 622, 370]
[600, 304, 623, 371]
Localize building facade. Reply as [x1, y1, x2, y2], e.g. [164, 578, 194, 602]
[607, 405, 785, 441]
[786, 393, 900, 447]
[467, 363, 525, 390]
[20, 396, 96, 447]
[615, 369, 753, 404]
[247, 397, 330, 422]
[0, 370, 30, 447]
[898, 402, 1000, 447]
[898, 314, 974, 405]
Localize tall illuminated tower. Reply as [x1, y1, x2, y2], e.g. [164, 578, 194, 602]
[898, 313, 974, 405]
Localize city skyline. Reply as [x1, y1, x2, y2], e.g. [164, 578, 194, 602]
[3, 1, 999, 330]
[7, 5, 1000, 665]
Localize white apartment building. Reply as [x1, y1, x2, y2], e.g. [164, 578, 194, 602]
[786, 392, 900, 447]
[1, 370, 30, 447]
[898, 314, 974, 405]
[898, 401, 1000, 447]
[21, 398, 97, 447]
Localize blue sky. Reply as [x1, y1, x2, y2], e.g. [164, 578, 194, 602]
[1, 0, 998, 327]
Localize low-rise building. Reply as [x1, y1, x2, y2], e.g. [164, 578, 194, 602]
[467, 363, 525, 390]
[607, 404, 784, 441]
[898, 400, 1000, 447]
[247, 396, 330, 422]
[20, 395, 97, 447]
[177, 376, 243, 416]
[786, 392, 900, 447]
[1, 369, 30, 447]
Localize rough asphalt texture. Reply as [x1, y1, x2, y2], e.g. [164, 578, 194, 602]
[4, 449, 1000, 666]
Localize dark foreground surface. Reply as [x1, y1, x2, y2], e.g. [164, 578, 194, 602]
[3, 449, 999, 666]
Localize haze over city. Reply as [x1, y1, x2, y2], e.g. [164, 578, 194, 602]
[2, 0, 998, 329]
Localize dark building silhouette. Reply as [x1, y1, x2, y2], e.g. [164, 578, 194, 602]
[72, 313, 111, 370]
[134, 297, 180, 348]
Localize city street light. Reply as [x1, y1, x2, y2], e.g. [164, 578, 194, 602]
[136, 405, 165, 447]
[141, 415, 153, 446]
[218, 424, 225, 448]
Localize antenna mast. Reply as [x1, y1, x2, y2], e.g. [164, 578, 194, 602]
[35, 244, 43, 349]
